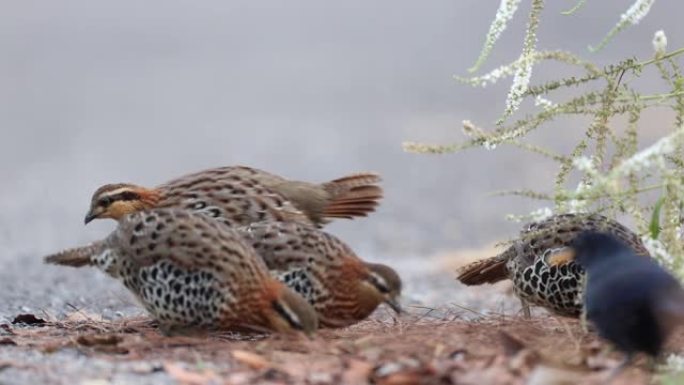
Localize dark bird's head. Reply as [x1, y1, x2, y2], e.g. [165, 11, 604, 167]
[84, 183, 161, 224]
[569, 231, 635, 269]
[548, 231, 635, 271]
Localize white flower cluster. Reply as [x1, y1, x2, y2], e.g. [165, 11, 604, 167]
[461, 120, 484, 138]
[653, 30, 668, 56]
[591, 0, 657, 52]
[459, 63, 516, 88]
[566, 181, 591, 213]
[529, 207, 553, 221]
[620, 0, 656, 25]
[572, 156, 598, 176]
[469, 0, 522, 72]
[504, 55, 533, 118]
[642, 237, 675, 265]
[506, 207, 553, 223]
[615, 128, 684, 176]
[663, 354, 684, 372]
[534, 95, 556, 110]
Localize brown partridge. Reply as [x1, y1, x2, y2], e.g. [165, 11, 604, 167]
[457, 213, 650, 317]
[236, 221, 402, 328]
[44, 208, 318, 335]
[84, 166, 383, 227]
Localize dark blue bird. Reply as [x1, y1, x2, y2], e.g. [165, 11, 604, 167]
[567, 231, 684, 368]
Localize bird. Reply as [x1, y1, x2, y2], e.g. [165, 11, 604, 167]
[552, 231, 684, 371]
[83, 166, 383, 228]
[236, 221, 402, 328]
[44, 208, 318, 336]
[457, 214, 650, 317]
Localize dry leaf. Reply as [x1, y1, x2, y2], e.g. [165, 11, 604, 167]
[526, 365, 586, 385]
[77, 334, 123, 347]
[11, 314, 46, 326]
[163, 362, 219, 385]
[232, 350, 270, 370]
[341, 359, 373, 385]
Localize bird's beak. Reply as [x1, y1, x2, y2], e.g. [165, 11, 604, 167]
[84, 210, 98, 225]
[386, 298, 402, 314]
[547, 248, 576, 267]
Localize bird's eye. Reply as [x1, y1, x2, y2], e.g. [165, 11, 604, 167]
[98, 197, 112, 207]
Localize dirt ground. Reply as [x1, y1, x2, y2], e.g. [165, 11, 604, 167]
[2, 247, 683, 384]
[2, 308, 683, 385]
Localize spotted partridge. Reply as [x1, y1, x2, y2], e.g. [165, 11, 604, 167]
[237, 221, 402, 328]
[457, 213, 650, 317]
[44, 208, 318, 335]
[552, 232, 684, 371]
[84, 166, 382, 227]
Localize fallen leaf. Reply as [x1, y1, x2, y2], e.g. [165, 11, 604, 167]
[232, 350, 270, 370]
[76, 334, 123, 347]
[526, 365, 586, 385]
[11, 314, 46, 326]
[341, 359, 373, 385]
[0, 324, 14, 335]
[163, 362, 219, 385]
[64, 311, 105, 323]
[499, 330, 526, 357]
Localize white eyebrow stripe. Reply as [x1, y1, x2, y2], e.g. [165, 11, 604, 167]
[100, 188, 135, 198]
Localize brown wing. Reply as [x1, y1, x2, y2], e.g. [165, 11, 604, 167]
[268, 173, 383, 226]
[235, 221, 354, 271]
[155, 166, 313, 226]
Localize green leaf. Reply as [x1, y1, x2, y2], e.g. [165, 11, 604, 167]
[650, 196, 666, 239]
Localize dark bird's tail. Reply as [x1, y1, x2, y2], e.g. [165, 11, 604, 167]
[322, 173, 383, 220]
[44, 242, 104, 267]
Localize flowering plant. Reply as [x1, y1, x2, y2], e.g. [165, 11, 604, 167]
[405, 0, 684, 276]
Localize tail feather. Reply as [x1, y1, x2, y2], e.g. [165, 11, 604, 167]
[457, 254, 510, 285]
[322, 173, 383, 219]
[44, 242, 104, 267]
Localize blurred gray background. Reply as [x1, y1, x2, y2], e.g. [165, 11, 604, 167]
[0, 1, 682, 315]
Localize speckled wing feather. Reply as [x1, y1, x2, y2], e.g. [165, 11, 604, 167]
[111, 209, 270, 277]
[156, 166, 382, 227]
[513, 213, 648, 269]
[155, 167, 313, 226]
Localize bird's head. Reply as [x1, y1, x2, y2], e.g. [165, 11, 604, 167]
[264, 283, 318, 337]
[359, 262, 403, 315]
[548, 231, 632, 269]
[84, 183, 161, 224]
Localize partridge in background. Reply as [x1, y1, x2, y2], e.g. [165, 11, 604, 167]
[556, 232, 684, 369]
[237, 221, 402, 328]
[44, 208, 318, 335]
[457, 214, 649, 317]
[84, 166, 383, 228]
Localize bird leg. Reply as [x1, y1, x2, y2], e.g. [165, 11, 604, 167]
[520, 299, 531, 319]
[604, 353, 633, 384]
[580, 308, 589, 334]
